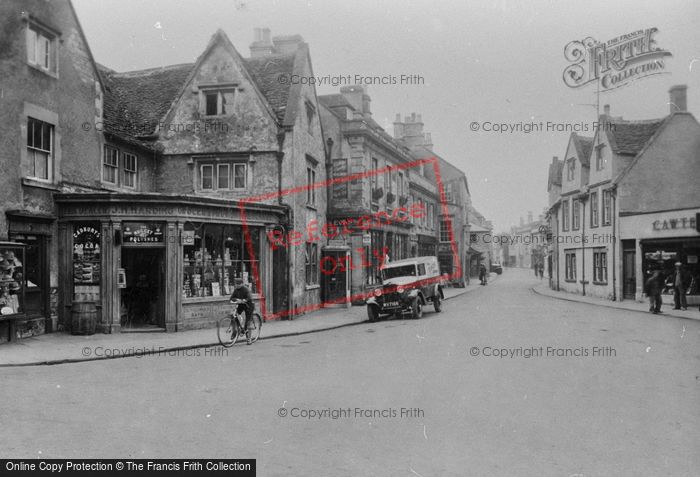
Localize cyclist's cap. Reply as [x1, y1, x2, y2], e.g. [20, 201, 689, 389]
[233, 277, 244, 285]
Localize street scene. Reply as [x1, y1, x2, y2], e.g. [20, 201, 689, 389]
[1, 0, 699, 475]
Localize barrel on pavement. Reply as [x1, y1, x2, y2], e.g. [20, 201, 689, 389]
[71, 301, 97, 335]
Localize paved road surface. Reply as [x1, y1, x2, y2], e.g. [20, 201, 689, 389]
[2, 268, 698, 476]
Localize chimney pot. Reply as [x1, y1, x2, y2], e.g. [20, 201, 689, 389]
[669, 84, 687, 113]
[395, 113, 401, 122]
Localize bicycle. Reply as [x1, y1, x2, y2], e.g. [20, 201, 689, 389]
[217, 299, 262, 347]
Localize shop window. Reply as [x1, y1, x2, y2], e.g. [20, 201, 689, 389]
[26, 23, 57, 75]
[27, 117, 54, 181]
[367, 231, 384, 285]
[103, 146, 119, 185]
[565, 251, 576, 281]
[305, 242, 318, 285]
[590, 191, 599, 228]
[0, 244, 25, 318]
[9, 234, 47, 316]
[593, 250, 607, 283]
[183, 223, 260, 299]
[72, 224, 101, 303]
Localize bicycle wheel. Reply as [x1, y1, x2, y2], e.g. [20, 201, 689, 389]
[217, 315, 240, 347]
[246, 313, 262, 344]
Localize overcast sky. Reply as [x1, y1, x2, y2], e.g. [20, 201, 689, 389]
[73, 0, 700, 232]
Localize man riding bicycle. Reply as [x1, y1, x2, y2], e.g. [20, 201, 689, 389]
[229, 277, 255, 344]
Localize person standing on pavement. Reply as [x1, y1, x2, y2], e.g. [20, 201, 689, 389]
[644, 270, 664, 314]
[479, 263, 488, 285]
[670, 262, 691, 310]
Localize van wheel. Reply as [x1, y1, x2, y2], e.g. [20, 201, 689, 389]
[411, 298, 423, 319]
[367, 305, 380, 323]
[433, 295, 442, 313]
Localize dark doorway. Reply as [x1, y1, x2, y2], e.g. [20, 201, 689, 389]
[121, 248, 165, 330]
[272, 245, 288, 316]
[322, 250, 349, 305]
[622, 247, 636, 300]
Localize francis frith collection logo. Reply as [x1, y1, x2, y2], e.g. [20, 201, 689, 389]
[563, 28, 672, 91]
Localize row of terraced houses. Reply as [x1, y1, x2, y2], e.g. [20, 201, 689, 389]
[0, 0, 491, 342]
[545, 86, 700, 305]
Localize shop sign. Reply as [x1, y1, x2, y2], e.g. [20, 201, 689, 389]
[362, 234, 372, 246]
[73, 225, 100, 252]
[182, 230, 195, 245]
[122, 222, 164, 243]
[652, 215, 697, 232]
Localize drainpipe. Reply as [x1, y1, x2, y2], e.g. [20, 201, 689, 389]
[555, 208, 560, 291]
[276, 130, 294, 319]
[580, 193, 588, 296]
[612, 185, 617, 301]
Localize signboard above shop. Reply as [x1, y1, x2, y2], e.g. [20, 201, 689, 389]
[122, 222, 165, 244]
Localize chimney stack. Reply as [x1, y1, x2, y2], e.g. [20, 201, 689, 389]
[393, 114, 404, 139]
[520, 216, 524, 227]
[272, 34, 304, 54]
[669, 85, 687, 113]
[527, 211, 533, 224]
[603, 104, 610, 116]
[340, 85, 371, 119]
[250, 27, 274, 57]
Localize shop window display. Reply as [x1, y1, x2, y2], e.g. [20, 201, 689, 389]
[0, 243, 26, 316]
[183, 223, 260, 299]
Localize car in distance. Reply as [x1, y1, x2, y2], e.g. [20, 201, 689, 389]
[491, 262, 503, 275]
[365, 256, 445, 321]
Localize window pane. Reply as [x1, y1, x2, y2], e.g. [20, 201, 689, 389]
[201, 165, 213, 189]
[42, 122, 52, 151]
[218, 164, 229, 189]
[33, 119, 42, 149]
[35, 151, 48, 180]
[234, 164, 246, 188]
[206, 93, 218, 115]
[221, 91, 235, 115]
[42, 35, 50, 69]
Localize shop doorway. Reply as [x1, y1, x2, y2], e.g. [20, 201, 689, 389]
[322, 249, 350, 306]
[622, 248, 636, 300]
[120, 248, 165, 330]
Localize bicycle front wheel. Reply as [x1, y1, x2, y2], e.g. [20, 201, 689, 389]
[246, 313, 262, 344]
[217, 315, 240, 347]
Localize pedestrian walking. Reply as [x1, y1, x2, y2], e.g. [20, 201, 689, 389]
[538, 263, 544, 280]
[479, 263, 488, 285]
[670, 262, 691, 310]
[644, 270, 664, 314]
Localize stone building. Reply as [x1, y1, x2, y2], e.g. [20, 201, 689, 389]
[319, 87, 420, 302]
[0, 0, 104, 341]
[1, 1, 328, 341]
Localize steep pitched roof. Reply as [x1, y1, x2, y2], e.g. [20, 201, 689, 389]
[98, 29, 303, 146]
[571, 133, 593, 166]
[606, 118, 665, 156]
[99, 63, 194, 145]
[244, 52, 296, 123]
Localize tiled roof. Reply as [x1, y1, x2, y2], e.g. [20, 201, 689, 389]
[99, 63, 194, 145]
[244, 53, 296, 123]
[607, 118, 664, 155]
[576, 135, 594, 166]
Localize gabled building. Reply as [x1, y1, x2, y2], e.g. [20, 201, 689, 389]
[0, 0, 105, 341]
[54, 27, 328, 331]
[548, 85, 700, 305]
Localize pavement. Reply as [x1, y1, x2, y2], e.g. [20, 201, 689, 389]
[0, 275, 496, 367]
[532, 280, 700, 323]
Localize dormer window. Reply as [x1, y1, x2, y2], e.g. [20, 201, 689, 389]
[199, 85, 236, 116]
[567, 159, 575, 181]
[26, 22, 58, 75]
[595, 144, 606, 171]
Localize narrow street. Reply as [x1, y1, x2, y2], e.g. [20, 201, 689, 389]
[1, 268, 698, 476]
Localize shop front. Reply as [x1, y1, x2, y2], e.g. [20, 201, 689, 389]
[56, 194, 287, 333]
[619, 209, 700, 303]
